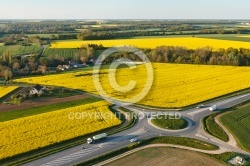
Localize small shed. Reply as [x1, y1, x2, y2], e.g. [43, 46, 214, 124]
[236, 156, 245, 165]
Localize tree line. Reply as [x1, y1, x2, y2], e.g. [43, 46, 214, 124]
[149, 46, 250, 66]
[1, 45, 250, 83]
[2, 20, 250, 41]
[107, 46, 250, 66]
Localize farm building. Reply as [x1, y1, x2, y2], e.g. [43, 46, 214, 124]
[30, 84, 46, 95]
[236, 156, 245, 165]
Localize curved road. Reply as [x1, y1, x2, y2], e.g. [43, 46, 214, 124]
[24, 93, 250, 166]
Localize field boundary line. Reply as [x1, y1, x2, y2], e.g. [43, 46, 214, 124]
[238, 113, 250, 132]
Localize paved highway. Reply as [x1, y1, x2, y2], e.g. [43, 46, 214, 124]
[24, 93, 250, 166]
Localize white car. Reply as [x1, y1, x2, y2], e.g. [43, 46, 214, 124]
[196, 104, 205, 108]
[130, 138, 137, 142]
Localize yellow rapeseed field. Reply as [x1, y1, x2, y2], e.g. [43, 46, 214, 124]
[0, 101, 121, 159]
[50, 37, 250, 49]
[0, 86, 18, 98]
[15, 63, 250, 108]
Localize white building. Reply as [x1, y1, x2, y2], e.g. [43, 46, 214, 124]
[30, 84, 46, 95]
[236, 156, 245, 165]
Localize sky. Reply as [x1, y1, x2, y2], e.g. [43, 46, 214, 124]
[0, 0, 249, 19]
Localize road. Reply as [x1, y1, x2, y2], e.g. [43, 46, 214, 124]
[24, 93, 250, 166]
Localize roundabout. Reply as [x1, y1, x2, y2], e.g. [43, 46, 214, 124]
[148, 116, 193, 132]
[24, 93, 250, 166]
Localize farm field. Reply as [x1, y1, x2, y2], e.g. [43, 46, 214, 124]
[50, 37, 250, 49]
[240, 35, 250, 38]
[0, 86, 18, 99]
[196, 34, 250, 42]
[0, 101, 121, 159]
[15, 63, 250, 108]
[106, 147, 224, 166]
[126, 34, 250, 42]
[0, 97, 101, 122]
[41, 48, 104, 58]
[0, 45, 43, 56]
[91, 24, 119, 28]
[42, 48, 79, 59]
[25, 34, 58, 38]
[220, 102, 250, 152]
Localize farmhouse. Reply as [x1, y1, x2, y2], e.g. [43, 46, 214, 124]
[30, 84, 46, 95]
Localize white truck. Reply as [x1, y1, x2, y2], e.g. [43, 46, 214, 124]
[87, 133, 107, 144]
[209, 105, 217, 111]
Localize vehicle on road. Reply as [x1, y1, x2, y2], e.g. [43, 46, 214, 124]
[196, 104, 205, 108]
[209, 105, 217, 111]
[87, 133, 107, 144]
[130, 138, 137, 142]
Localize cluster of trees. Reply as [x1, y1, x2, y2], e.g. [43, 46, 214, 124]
[50, 34, 77, 40]
[45, 29, 250, 41]
[0, 34, 26, 45]
[0, 66, 13, 81]
[199, 29, 247, 34]
[40, 44, 96, 67]
[0, 51, 14, 81]
[108, 46, 250, 66]
[148, 46, 250, 66]
[77, 32, 115, 40]
[92, 24, 196, 32]
[0, 21, 81, 34]
[2, 20, 250, 41]
[0, 34, 44, 46]
[0, 44, 99, 81]
[0, 50, 42, 80]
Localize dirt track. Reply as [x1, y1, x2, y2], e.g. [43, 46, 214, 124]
[0, 94, 90, 112]
[215, 112, 238, 147]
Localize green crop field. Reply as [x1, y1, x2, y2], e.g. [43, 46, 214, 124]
[0, 45, 43, 56]
[42, 48, 79, 59]
[196, 34, 250, 42]
[25, 34, 58, 38]
[220, 102, 250, 152]
[42, 48, 104, 59]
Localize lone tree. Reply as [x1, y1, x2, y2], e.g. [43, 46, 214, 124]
[3, 68, 13, 81]
[2, 50, 12, 66]
[12, 61, 21, 71]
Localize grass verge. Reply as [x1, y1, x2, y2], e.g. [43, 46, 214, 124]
[150, 136, 218, 150]
[203, 113, 229, 142]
